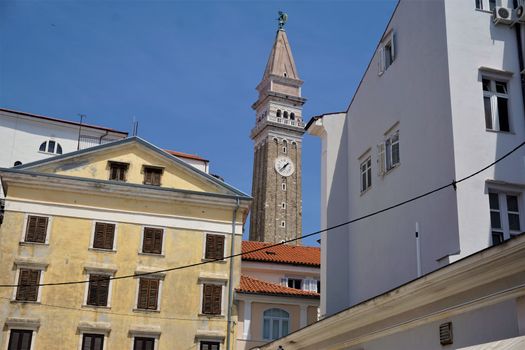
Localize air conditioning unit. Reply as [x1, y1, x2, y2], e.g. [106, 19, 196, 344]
[516, 5, 525, 22]
[493, 6, 513, 25]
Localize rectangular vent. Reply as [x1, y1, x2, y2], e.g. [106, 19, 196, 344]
[439, 322, 453, 345]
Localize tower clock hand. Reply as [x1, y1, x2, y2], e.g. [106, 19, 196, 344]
[280, 162, 289, 171]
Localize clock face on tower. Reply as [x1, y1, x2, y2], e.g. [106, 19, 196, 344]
[274, 156, 295, 177]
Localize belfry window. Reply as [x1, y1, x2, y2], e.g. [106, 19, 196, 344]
[283, 111, 289, 119]
[290, 113, 295, 120]
[276, 110, 282, 118]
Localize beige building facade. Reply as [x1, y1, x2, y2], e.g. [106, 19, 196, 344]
[0, 137, 250, 350]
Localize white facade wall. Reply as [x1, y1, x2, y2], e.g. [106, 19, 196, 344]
[0, 110, 126, 168]
[312, 0, 525, 316]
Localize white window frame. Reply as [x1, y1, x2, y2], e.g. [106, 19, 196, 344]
[198, 281, 226, 316]
[262, 308, 290, 341]
[38, 139, 63, 155]
[488, 190, 523, 245]
[12, 263, 46, 303]
[139, 226, 165, 256]
[5, 325, 38, 350]
[89, 221, 118, 252]
[378, 128, 400, 176]
[20, 214, 53, 245]
[201, 232, 227, 262]
[378, 30, 396, 75]
[78, 331, 107, 350]
[133, 274, 164, 312]
[482, 77, 511, 132]
[475, 0, 498, 12]
[360, 156, 372, 193]
[82, 268, 116, 308]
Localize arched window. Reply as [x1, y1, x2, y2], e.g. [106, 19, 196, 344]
[13, 161, 22, 166]
[276, 110, 282, 118]
[39, 140, 63, 155]
[290, 113, 295, 120]
[283, 111, 289, 119]
[282, 140, 287, 154]
[263, 308, 289, 340]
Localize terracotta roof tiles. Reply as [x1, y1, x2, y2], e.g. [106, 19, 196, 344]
[237, 275, 319, 298]
[242, 241, 320, 267]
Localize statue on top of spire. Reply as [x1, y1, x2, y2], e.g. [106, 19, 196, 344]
[278, 11, 288, 30]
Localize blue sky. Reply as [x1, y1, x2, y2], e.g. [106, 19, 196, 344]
[0, 0, 397, 246]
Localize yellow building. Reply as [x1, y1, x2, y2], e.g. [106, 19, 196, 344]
[0, 137, 251, 350]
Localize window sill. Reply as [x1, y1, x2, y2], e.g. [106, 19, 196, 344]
[485, 128, 515, 135]
[11, 300, 40, 304]
[201, 258, 227, 264]
[360, 187, 372, 196]
[198, 314, 225, 319]
[133, 308, 160, 313]
[139, 252, 165, 257]
[383, 163, 400, 176]
[89, 248, 117, 253]
[475, 8, 493, 14]
[82, 305, 111, 310]
[19, 241, 48, 246]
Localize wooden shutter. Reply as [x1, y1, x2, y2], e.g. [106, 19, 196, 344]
[25, 216, 48, 243]
[202, 284, 222, 315]
[137, 279, 159, 310]
[377, 143, 386, 176]
[152, 170, 161, 186]
[16, 269, 40, 301]
[205, 234, 224, 260]
[215, 235, 224, 260]
[87, 275, 109, 306]
[93, 223, 115, 250]
[143, 228, 162, 254]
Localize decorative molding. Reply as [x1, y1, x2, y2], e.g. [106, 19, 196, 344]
[77, 321, 111, 335]
[5, 317, 40, 330]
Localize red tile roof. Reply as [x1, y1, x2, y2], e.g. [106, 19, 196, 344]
[237, 275, 319, 298]
[0, 107, 128, 135]
[164, 149, 209, 162]
[242, 241, 320, 267]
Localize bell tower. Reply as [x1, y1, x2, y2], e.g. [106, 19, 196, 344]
[249, 13, 306, 244]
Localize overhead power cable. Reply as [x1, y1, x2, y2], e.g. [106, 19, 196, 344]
[0, 140, 524, 289]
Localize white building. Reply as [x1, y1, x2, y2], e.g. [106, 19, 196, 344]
[0, 108, 128, 168]
[307, 0, 525, 317]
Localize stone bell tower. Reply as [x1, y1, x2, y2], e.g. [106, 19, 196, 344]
[249, 13, 306, 245]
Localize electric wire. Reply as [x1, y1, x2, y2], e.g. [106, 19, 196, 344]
[0, 139, 524, 289]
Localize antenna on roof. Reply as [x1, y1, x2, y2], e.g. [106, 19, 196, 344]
[132, 117, 139, 136]
[77, 114, 86, 150]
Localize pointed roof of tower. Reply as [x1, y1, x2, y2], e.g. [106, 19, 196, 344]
[262, 29, 300, 80]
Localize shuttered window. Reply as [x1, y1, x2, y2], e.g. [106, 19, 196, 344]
[133, 337, 155, 350]
[204, 234, 225, 260]
[137, 278, 160, 310]
[82, 333, 104, 350]
[142, 227, 163, 254]
[143, 167, 162, 186]
[25, 215, 48, 243]
[200, 341, 220, 350]
[202, 284, 222, 315]
[87, 275, 110, 307]
[93, 223, 115, 250]
[109, 162, 128, 182]
[16, 269, 40, 302]
[8, 329, 33, 350]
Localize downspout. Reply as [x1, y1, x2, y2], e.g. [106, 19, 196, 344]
[226, 197, 240, 350]
[99, 130, 109, 145]
[514, 1, 525, 116]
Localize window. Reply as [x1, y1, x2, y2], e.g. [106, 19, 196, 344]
[290, 113, 295, 121]
[16, 269, 40, 302]
[282, 183, 286, 191]
[476, 0, 496, 11]
[87, 275, 110, 307]
[283, 140, 287, 154]
[92, 222, 116, 250]
[483, 78, 510, 132]
[202, 284, 222, 315]
[263, 308, 289, 340]
[287, 278, 302, 290]
[360, 157, 372, 193]
[133, 337, 155, 350]
[82, 333, 104, 350]
[24, 215, 49, 243]
[142, 227, 163, 254]
[200, 341, 220, 350]
[489, 192, 521, 245]
[276, 110, 282, 118]
[38, 140, 63, 155]
[280, 221, 286, 228]
[283, 111, 289, 119]
[378, 32, 396, 74]
[143, 166, 162, 186]
[378, 130, 400, 175]
[204, 234, 225, 260]
[13, 161, 22, 166]
[137, 278, 160, 310]
[8, 329, 33, 350]
[108, 161, 128, 182]
[317, 280, 321, 293]
[281, 202, 286, 210]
